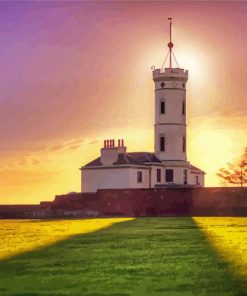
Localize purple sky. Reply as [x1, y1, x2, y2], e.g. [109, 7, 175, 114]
[0, 1, 246, 203]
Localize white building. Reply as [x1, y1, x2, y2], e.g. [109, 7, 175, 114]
[80, 19, 205, 192]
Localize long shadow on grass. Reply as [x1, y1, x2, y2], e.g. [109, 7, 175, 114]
[0, 217, 246, 296]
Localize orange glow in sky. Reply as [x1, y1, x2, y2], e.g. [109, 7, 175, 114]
[0, 1, 246, 204]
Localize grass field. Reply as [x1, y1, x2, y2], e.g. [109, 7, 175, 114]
[0, 217, 247, 296]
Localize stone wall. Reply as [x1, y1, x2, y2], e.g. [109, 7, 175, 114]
[1, 188, 246, 218]
[0, 204, 98, 219]
[50, 187, 247, 217]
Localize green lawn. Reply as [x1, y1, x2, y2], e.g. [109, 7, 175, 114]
[0, 218, 246, 296]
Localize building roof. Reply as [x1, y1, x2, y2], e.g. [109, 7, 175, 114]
[188, 164, 205, 173]
[128, 152, 162, 164]
[83, 152, 205, 173]
[83, 152, 162, 168]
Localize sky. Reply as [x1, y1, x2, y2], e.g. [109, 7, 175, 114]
[0, 1, 246, 204]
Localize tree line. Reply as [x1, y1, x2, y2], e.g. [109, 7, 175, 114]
[217, 147, 247, 187]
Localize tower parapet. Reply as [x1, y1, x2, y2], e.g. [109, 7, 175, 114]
[153, 68, 188, 82]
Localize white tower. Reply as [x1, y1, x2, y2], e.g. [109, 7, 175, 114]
[153, 18, 189, 184]
[153, 67, 188, 161]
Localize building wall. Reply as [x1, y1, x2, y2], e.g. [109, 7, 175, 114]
[164, 166, 205, 187]
[81, 167, 150, 192]
[82, 164, 205, 192]
[128, 168, 150, 188]
[163, 166, 180, 184]
[188, 171, 205, 187]
[150, 165, 164, 187]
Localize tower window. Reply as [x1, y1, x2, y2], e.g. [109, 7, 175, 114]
[165, 169, 173, 182]
[183, 169, 188, 185]
[137, 171, 142, 183]
[182, 137, 186, 153]
[160, 100, 165, 114]
[182, 100, 186, 115]
[160, 136, 165, 152]
[195, 176, 200, 185]
[157, 169, 161, 183]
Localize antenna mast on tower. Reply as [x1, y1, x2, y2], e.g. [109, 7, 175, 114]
[168, 17, 173, 68]
[161, 18, 179, 70]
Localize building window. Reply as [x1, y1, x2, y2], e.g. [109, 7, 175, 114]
[160, 100, 165, 114]
[182, 137, 186, 153]
[157, 169, 161, 183]
[182, 100, 185, 115]
[160, 136, 165, 152]
[183, 169, 188, 185]
[195, 176, 200, 185]
[137, 171, 142, 183]
[165, 169, 173, 182]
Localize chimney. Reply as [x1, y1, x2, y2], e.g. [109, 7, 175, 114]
[100, 139, 127, 165]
